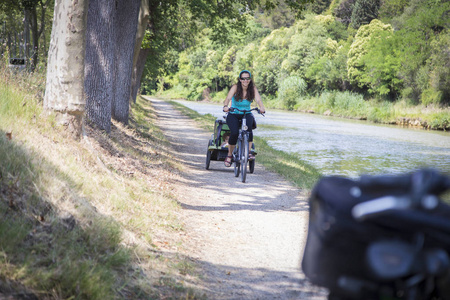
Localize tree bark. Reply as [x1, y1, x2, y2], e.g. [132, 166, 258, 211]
[130, 0, 150, 103]
[23, 8, 31, 68]
[84, 0, 116, 133]
[111, 0, 140, 124]
[44, 0, 89, 139]
[29, 5, 39, 72]
[132, 48, 150, 100]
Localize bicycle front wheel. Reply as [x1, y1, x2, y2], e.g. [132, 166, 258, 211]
[240, 134, 249, 183]
[233, 143, 240, 177]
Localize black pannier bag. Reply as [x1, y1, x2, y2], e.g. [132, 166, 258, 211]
[301, 172, 450, 297]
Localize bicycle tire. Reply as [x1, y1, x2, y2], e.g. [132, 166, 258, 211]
[206, 140, 213, 170]
[249, 159, 255, 173]
[206, 149, 211, 170]
[234, 141, 240, 177]
[241, 134, 248, 183]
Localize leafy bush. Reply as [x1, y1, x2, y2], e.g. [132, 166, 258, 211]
[277, 76, 307, 110]
[334, 91, 367, 115]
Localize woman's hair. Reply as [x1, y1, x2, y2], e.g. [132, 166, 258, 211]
[234, 71, 254, 102]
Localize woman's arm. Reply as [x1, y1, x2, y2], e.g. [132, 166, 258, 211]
[223, 85, 237, 112]
[254, 87, 266, 113]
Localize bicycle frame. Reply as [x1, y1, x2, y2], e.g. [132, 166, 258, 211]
[229, 107, 261, 183]
[233, 117, 250, 182]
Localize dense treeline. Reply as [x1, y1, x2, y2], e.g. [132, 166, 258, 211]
[153, 0, 449, 110]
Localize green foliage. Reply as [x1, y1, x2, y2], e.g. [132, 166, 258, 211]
[255, 0, 297, 29]
[428, 112, 450, 130]
[382, 0, 448, 105]
[283, 15, 329, 77]
[278, 76, 307, 110]
[378, 0, 409, 21]
[304, 0, 333, 15]
[218, 45, 238, 88]
[350, 0, 381, 29]
[254, 27, 291, 94]
[233, 43, 257, 76]
[334, 0, 355, 27]
[367, 100, 394, 122]
[347, 19, 393, 89]
[360, 29, 403, 98]
[424, 31, 450, 105]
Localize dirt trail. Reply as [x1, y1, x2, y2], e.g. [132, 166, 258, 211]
[148, 98, 327, 299]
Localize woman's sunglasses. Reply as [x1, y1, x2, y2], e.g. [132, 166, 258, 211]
[240, 77, 251, 81]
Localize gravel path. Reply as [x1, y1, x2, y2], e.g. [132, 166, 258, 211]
[149, 98, 327, 299]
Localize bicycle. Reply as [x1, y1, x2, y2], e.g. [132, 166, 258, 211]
[302, 169, 450, 300]
[228, 107, 264, 183]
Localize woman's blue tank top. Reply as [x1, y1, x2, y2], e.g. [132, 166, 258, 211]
[230, 96, 252, 114]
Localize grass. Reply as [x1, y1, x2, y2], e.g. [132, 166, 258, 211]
[0, 65, 205, 298]
[168, 101, 321, 190]
[287, 91, 450, 130]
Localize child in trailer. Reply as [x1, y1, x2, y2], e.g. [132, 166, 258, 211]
[221, 132, 230, 148]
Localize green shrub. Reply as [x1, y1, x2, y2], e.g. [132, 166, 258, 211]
[367, 101, 394, 122]
[277, 76, 307, 110]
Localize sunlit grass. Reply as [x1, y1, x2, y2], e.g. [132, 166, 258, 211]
[258, 124, 291, 130]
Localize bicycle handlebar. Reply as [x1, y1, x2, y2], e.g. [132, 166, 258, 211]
[228, 107, 265, 116]
[352, 169, 450, 221]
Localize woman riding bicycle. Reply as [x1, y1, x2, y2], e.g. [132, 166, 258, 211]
[223, 70, 266, 167]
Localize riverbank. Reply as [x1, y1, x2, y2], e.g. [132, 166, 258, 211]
[156, 90, 450, 131]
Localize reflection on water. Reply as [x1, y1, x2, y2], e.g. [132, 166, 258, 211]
[174, 100, 450, 177]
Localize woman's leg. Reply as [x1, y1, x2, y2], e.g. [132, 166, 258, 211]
[226, 114, 240, 157]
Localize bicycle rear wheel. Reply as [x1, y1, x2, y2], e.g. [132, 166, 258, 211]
[206, 142, 212, 170]
[249, 159, 255, 173]
[240, 134, 248, 183]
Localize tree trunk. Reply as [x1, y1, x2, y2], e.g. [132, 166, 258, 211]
[30, 5, 39, 72]
[23, 8, 30, 68]
[130, 0, 149, 103]
[43, 0, 89, 139]
[84, 0, 116, 133]
[132, 48, 150, 100]
[111, 0, 140, 124]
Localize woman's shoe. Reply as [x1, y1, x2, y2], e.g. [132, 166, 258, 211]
[224, 155, 232, 167]
[248, 153, 255, 160]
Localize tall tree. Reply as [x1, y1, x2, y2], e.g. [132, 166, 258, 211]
[43, 0, 88, 138]
[130, 0, 150, 104]
[84, 0, 140, 130]
[111, 0, 140, 124]
[351, 0, 381, 29]
[84, 0, 116, 132]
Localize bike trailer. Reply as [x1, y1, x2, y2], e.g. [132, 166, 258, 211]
[206, 119, 231, 162]
[211, 119, 230, 149]
[301, 171, 450, 298]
